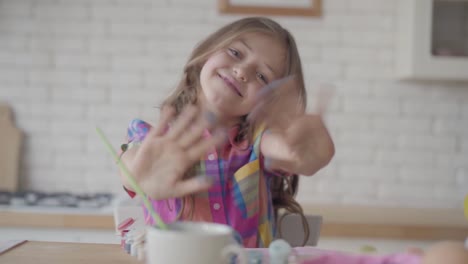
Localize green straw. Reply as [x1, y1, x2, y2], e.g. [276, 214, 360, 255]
[95, 127, 167, 229]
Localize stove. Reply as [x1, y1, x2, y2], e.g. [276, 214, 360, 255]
[0, 190, 114, 209]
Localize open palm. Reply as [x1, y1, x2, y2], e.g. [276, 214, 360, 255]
[130, 105, 225, 200]
[250, 77, 335, 176]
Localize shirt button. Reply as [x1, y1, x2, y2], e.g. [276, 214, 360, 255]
[208, 154, 215, 160]
[213, 203, 221, 210]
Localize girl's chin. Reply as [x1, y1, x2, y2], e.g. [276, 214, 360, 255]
[201, 91, 250, 117]
[205, 104, 246, 123]
[206, 92, 236, 108]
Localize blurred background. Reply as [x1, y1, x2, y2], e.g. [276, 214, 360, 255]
[0, 0, 467, 253]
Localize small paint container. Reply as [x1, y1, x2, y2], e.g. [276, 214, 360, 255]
[125, 230, 134, 254]
[131, 230, 146, 257]
[120, 230, 129, 249]
[117, 218, 135, 250]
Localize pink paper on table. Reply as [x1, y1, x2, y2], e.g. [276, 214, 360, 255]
[247, 247, 422, 264]
[299, 250, 421, 264]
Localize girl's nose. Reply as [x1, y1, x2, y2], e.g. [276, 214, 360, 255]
[233, 65, 248, 82]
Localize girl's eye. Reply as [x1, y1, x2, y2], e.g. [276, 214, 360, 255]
[228, 48, 240, 57]
[257, 72, 268, 83]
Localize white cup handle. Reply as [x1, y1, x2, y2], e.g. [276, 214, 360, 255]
[221, 244, 248, 264]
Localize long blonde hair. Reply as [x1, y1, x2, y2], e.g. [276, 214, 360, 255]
[163, 17, 310, 245]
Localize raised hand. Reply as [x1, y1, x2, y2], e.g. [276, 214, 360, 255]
[248, 75, 304, 129]
[251, 77, 335, 176]
[126, 105, 226, 200]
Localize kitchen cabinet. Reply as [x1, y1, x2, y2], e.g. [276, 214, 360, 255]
[396, 0, 468, 80]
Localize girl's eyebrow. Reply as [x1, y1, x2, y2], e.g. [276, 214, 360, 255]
[239, 39, 277, 77]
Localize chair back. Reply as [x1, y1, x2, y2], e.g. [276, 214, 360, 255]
[275, 213, 323, 247]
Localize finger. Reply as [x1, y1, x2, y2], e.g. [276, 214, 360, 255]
[249, 76, 301, 128]
[250, 76, 295, 119]
[186, 129, 226, 161]
[168, 104, 199, 140]
[313, 84, 335, 115]
[252, 96, 298, 131]
[249, 77, 288, 122]
[249, 91, 287, 126]
[247, 100, 271, 124]
[172, 175, 213, 197]
[255, 75, 296, 101]
[178, 122, 204, 149]
[153, 106, 176, 137]
[264, 156, 295, 173]
[178, 111, 216, 149]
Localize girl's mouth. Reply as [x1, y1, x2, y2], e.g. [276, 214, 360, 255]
[219, 74, 242, 97]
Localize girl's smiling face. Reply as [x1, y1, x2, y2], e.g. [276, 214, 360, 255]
[199, 32, 286, 126]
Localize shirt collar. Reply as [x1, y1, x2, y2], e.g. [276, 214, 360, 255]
[204, 125, 249, 150]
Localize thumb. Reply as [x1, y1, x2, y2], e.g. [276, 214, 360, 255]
[312, 83, 335, 115]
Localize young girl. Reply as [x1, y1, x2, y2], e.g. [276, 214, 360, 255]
[119, 17, 335, 248]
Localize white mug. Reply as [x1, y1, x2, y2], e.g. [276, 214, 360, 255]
[146, 221, 247, 264]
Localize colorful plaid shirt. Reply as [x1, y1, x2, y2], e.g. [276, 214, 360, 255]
[124, 118, 278, 248]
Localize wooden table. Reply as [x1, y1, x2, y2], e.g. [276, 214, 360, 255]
[2, 205, 468, 241]
[3, 205, 468, 241]
[0, 241, 141, 264]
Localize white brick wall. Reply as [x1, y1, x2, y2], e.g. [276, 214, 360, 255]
[1, 0, 467, 209]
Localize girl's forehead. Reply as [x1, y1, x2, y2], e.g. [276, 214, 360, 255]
[232, 32, 284, 48]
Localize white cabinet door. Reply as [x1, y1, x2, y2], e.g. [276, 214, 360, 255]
[396, 0, 468, 80]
